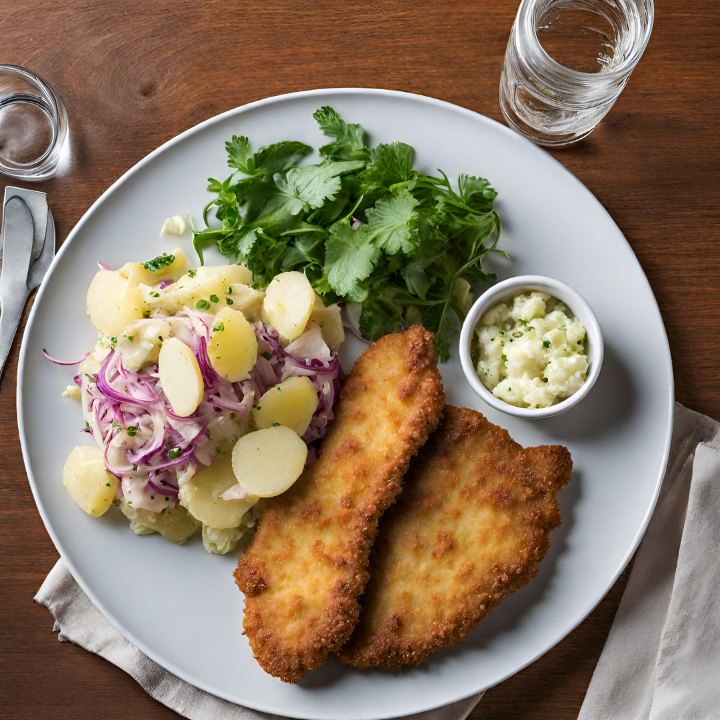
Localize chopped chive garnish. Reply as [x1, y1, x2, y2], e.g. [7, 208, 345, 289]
[127, 426, 138, 436]
[228, 286, 233, 295]
[188, 269, 196, 278]
[273, 422, 280, 426]
[226, 297, 233, 305]
[512, 331, 523, 338]
[501, 354, 507, 362]
[168, 447, 181, 459]
[212, 322, 225, 332]
[543, 340, 551, 348]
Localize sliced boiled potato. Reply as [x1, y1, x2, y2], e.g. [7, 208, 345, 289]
[148, 264, 253, 315]
[208, 307, 258, 382]
[63, 446, 118, 517]
[158, 337, 204, 416]
[86, 270, 146, 337]
[262, 271, 314, 342]
[308, 294, 345, 349]
[119, 249, 187, 285]
[252, 376, 318, 436]
[180, 455, 258, 529]
[227, 283, 265, 321]
[116, 319, 170, 372]
[231, 426, 308, 498]
[120, 500, 200, 544]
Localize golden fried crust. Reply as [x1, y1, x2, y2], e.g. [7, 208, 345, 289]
[234, 326, 444, 682]
[336, 406, 572, 670]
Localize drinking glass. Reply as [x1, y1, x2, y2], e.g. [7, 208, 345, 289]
[499, 0, 654, 146]
[0, 65, 68, 181]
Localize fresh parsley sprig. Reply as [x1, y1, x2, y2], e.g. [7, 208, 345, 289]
[190, 107, 505, 360]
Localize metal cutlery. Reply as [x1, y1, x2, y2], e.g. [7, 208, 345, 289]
[0, 187, 55, 378]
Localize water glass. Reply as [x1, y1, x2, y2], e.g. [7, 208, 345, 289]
[499, 0, 654, 146]
[0, 65, 68, 181]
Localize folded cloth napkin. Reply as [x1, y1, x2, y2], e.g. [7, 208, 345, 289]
[35, 562, 481, 720]
[579, 402, 720, 720]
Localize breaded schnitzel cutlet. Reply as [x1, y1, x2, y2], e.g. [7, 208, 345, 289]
[234, 326, 444, 682]
[337, 405, 572, 670]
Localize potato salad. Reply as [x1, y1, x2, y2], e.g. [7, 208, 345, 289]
[474, 292, 588, 408]
[50, 250, 345, 554]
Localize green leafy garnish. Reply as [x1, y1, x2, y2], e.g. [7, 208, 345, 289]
[212, 322, 225, 332]
[190, 107, 504, 360]
[168, 447, 181, 459]
[143, 253, 175, 272]
[196, 299, 210, 310]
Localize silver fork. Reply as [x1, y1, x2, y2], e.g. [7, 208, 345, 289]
[0, 187, 55, 378]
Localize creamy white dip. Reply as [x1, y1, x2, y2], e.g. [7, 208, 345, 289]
[474, 291, 588, 409]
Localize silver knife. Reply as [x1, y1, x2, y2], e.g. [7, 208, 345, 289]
[27, 205, 55, 292]
[1, 186, 47, 262]
[0, 196, 35, 377]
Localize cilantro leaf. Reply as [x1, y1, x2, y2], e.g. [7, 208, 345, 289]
[361, 141, 415, 190]
[359, 296, 403, 340]
[458, 174, 498, 204]
[225, 136, 256, 174]
[313, 106, 367, 160]
[324, 222, 379, 301]
[273, 161, 364, 215]
[365, 189, 419, 254]
[421, 301, 458, 363]
[254, 141, 312, 177]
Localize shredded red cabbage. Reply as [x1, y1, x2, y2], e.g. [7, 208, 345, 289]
[43, 349, 91, 366]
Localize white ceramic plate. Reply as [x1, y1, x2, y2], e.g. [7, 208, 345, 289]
[18, 89, 674, 720]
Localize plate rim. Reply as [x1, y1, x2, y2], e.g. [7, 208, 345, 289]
[17, 87, 675, 719]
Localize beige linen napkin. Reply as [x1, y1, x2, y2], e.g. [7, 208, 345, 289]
[579, 403, 720, 720]
[35, 561, 481, 720]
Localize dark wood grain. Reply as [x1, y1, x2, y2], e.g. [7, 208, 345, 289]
[0, 1, 717, 718]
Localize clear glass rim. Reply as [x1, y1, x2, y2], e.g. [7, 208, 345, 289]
[518, 0, 655, 84]
[0, 64, 68, 180]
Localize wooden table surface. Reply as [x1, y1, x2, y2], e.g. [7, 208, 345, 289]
[1, 1, 718, 718]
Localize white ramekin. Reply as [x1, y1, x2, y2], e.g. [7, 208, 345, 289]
[459, 275, 604, 419]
